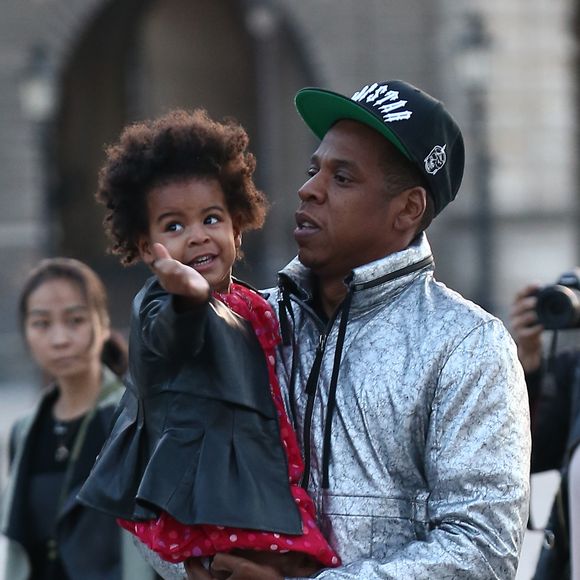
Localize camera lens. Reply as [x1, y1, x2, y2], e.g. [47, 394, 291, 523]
[536, 285, 580, 329]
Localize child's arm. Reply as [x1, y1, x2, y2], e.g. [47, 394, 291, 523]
[137, 243, 210, 358]
[150, 243, 210, 309]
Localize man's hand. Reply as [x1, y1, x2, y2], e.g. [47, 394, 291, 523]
[150, 243, 210, 304]
[184, 558, 213, 580]
[185, 551, 323, 579]
[185, 554, 282, 580]
[510, 283, 544, 373]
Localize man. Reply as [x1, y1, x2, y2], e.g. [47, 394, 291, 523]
[187, 80, 531, 579]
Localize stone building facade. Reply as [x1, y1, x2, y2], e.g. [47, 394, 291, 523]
[0, 0, 577, 385]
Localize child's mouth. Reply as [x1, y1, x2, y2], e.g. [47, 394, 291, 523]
[189, 255, 215, 268]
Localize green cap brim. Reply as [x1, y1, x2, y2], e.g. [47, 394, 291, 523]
[295, 88, 412, 161]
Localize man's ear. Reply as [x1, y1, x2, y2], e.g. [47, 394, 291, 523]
[394, 186, 427, 232]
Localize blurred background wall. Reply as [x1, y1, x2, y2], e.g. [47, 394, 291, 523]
[1, 0, 577, 385]
[0, 0, 577, 576]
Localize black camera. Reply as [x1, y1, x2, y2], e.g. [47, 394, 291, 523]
[536, 269, 580, 329]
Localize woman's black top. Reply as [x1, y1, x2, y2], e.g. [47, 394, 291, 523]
[23, 403, 85, 580]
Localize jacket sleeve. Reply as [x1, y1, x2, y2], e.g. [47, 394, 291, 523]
[137, 279, 209, 360]
[6, 416, 31, 471]
[298, 320, 531, 580]
[8, 422, 20, 468]
[527, 350, 577, 473]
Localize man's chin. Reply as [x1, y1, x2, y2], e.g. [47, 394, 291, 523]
[297, 250, 315, 269]
[297, 252, 327, 278]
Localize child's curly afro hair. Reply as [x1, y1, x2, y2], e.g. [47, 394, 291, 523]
[96, 109, 267, 265]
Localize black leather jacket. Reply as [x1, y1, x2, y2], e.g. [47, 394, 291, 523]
[79, 277, 301, 534]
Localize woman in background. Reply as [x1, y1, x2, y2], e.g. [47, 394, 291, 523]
[0, 257, 156, 580]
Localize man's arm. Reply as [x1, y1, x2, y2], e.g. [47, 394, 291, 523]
[185, 552, 320, 580]
[336, 320, 529, 579]
[192, 320, 531, 580]
[322, 321, 529, 579]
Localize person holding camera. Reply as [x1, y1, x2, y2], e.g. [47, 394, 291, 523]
[511, 277, 580, 579]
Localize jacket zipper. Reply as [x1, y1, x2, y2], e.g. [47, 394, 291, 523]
[286, 256, 434, 490]
[286, 288, 341, 490]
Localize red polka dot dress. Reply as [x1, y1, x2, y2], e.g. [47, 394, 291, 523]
[118, 283, 340, 568]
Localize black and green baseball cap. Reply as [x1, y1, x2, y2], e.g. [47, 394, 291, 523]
[295, 80, 465, 216]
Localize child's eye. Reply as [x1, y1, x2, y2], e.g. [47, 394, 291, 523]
[204, 215, 220, 225]
[165, 222, 184, 233]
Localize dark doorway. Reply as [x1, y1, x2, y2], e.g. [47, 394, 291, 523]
[55, 0, 315, 331]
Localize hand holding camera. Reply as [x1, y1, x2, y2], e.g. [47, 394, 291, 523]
[510, 283, 544, 373]
[510, 269, 580, 373]
[535, 269, 580, 330]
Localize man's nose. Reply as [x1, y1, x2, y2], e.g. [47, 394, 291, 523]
[298, 173, 325, 203]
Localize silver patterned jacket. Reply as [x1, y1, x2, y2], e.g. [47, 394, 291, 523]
[269, 233, 531, 579]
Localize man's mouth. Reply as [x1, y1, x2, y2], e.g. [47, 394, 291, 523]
[295, 212, 320, 231]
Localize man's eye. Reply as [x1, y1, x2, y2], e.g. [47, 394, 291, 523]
[306, 166, 318, 177]
[29, 319, 49, 329]
[335, 172, 351, 184]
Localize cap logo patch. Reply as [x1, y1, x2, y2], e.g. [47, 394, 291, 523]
[352, 83, 412, 123]
[424, 145, 447, 175]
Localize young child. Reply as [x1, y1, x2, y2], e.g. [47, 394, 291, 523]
[78, 109, 339, 575]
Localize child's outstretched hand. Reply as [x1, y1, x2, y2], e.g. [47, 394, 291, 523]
[151, 243, 210, 304]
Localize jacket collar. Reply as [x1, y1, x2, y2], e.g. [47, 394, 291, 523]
[278, 233, 435, 316]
